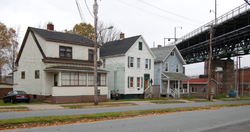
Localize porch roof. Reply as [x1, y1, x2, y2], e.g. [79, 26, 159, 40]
[44, 66, 109, 73]
[161, 72, 190, 80]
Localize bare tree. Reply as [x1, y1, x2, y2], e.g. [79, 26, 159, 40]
[97, 21, 121, 45]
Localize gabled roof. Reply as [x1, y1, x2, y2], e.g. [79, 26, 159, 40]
[183, 78, 218, 84]
[100, 35, 141, 57]
[16, 27, 94, 65]
[31, 27, 94, 44]
[151, 45, 186, 64]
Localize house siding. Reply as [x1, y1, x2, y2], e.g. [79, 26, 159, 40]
[124, 37, 154, 95]
[164, 50, 183, 73]
[52, 86, 108, 96]
[102, 56, 126, 94]
[14, 33, 45, 95]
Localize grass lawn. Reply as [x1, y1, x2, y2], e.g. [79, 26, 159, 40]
[0, 100, 42, 106]
[1, 102, 250, 130]
[0, 106, 28, 110]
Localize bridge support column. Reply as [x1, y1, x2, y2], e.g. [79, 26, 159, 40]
[204, 59, 235, 94]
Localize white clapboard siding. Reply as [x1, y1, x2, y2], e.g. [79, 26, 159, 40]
[52, 86, 108, 96]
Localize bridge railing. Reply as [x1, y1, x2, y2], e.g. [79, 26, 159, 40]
[171, 3, 250, 45]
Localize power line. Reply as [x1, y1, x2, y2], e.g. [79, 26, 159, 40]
[85, 0, 94, 18]
[118, 0, 200, 26]
[137, 0, 204, 24]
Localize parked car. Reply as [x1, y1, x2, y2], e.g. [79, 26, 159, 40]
[3, 91, 30, 103]
[110, 91, 121, 100]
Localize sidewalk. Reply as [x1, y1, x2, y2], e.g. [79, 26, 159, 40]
[0, 99, 220, 111]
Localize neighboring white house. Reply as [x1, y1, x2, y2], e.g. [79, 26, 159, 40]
[100, 33, 155, 99]
[151, 45, 190, 98]
[14, 23, 108, 103]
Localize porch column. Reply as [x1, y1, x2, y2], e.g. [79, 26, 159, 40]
[178, 80, 180, 98]
[187, 80, 190, 96]
[58, 72, 62, 86]
[168, 80, 170, 97]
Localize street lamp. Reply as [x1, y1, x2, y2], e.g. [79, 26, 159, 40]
[210, 0, 217, 24]
[174, 26, 182, 42]
[99, 26, 113, 45]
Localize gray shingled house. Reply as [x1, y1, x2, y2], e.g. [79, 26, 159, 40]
[151, 45, 190, 98]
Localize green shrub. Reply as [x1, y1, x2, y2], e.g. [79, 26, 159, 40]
[213, 94, 227, 99]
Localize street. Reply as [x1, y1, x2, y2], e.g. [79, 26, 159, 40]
[1, 104, 250, 132]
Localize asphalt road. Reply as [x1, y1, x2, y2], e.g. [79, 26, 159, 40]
[1, 104, 250, 132]
[0, 100, 250, 120]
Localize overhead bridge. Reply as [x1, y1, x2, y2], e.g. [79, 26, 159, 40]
[174, 3, 250, 64]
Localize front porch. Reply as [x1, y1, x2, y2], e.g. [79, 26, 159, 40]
[161, 72, 190, 98]
[43, 66, 109, 103]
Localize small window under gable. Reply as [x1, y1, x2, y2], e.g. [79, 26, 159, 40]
[35, 70, 39, 79]
[170, 51, 175, 56]
[139, 42, 142, 50]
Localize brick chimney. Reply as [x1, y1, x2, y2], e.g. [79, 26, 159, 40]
[120, 32, 124, 39]
[47, 23, 54, 31]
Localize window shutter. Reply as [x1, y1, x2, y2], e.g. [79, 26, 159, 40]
[141, 77, 143, 88]
[149, 59, 151, 69]
[128, 56, 130, 68]
[128, 76, 130, 88]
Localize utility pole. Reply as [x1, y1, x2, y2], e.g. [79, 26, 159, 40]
[93, 0, 98, 105]
[236, 56, 239, 99]
[208, 24, 213, 101]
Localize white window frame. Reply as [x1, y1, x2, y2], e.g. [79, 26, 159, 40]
[137, 58, 140, 68]
[211, 86, 215, 94]
[191, 87, 197, 93]
[130, 57, 134, 68]
[165, 62, 169, 71]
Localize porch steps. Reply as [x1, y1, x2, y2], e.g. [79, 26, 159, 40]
[43, 96, 53, 103]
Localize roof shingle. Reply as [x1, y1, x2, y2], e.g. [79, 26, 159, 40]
[100, 35, 141, 57]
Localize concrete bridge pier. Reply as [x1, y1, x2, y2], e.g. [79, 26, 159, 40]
[204, 59, 235, 94]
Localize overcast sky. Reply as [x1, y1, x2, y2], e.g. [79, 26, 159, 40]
[0, 0, 249, 76]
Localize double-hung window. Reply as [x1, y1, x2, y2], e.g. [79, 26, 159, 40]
[145, 59, 149, 69]
[176, 64, 179, 72]
[137, 58, 140, 68]
[89, 49, 94, 61]
[165, 63, 169, 71]
[191, 87, 197, 93]
[139, 42, 142, 50]
[60, 46, 72, 58]
[130, 77, 134, 88]
[137, 77, 140, 88]
[35, 70, 39, 79]
[130, 57, 134, 68]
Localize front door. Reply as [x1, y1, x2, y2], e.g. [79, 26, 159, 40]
[145, 79, 149, 89]
[54, 74, 58, 86]
[144, 74, 150, 89]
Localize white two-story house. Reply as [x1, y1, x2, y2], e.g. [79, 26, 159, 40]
[14, 23, 108, 103]
[151, 45, 190, 98]
[100, 33, 155, 99]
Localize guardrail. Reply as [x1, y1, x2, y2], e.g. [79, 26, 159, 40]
[169, 3, 250, 46]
